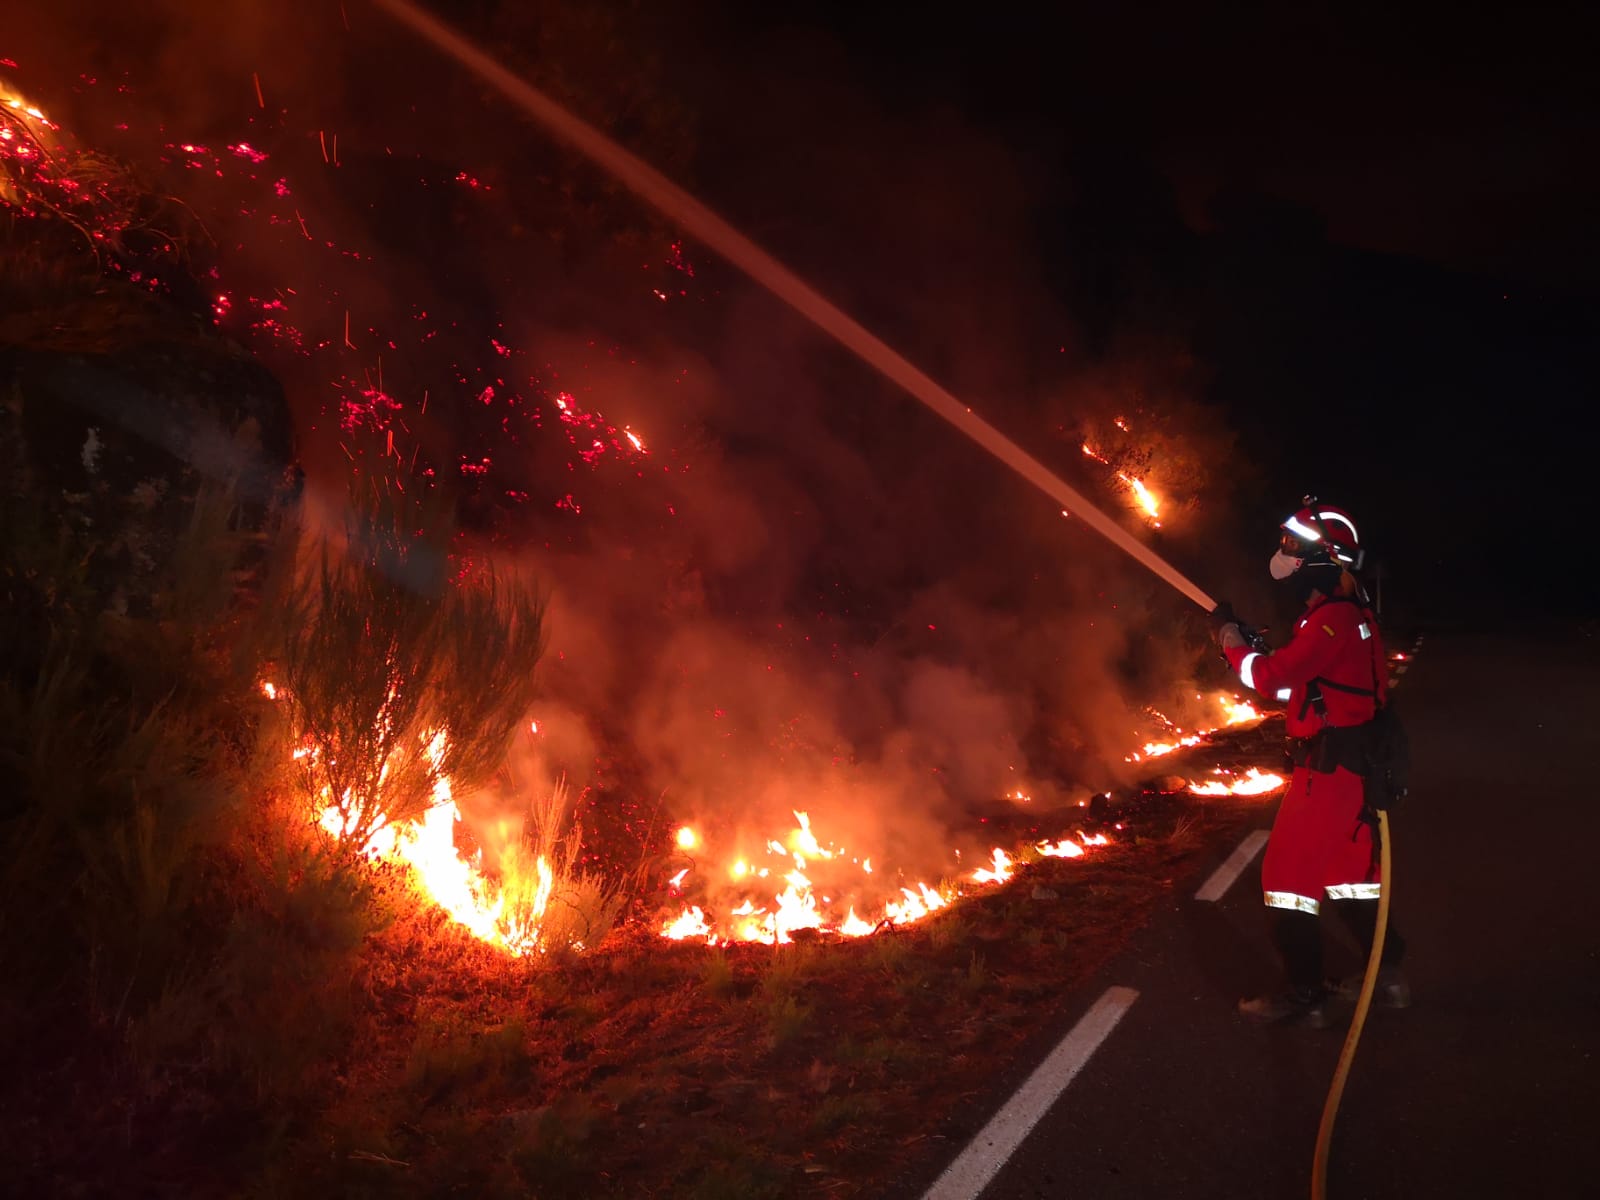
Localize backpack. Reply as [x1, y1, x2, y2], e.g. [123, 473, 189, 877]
[1357, 700, 1410, 812]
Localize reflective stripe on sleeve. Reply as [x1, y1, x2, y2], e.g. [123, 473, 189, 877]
[1325, 882, 1382, 901]
[1240, 652, 1262, 691]
[1275, 687, 1292, 701]
[1264, 890, 1320, 915]
[1359, 622, 1372, 640]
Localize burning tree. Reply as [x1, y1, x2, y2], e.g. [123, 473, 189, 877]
[269, 473, 546, 850]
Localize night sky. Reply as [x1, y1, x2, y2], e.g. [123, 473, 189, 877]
[679, 1, 1599, 623]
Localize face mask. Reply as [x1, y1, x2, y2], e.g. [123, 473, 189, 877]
[1269, 550, 1302, 580]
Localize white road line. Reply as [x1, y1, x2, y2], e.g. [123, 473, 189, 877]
[1194, 829, 1270, 901]
[921, 986, 1139, 1200]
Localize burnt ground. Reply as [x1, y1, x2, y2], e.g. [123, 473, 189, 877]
[891, 625, 1600, 1200]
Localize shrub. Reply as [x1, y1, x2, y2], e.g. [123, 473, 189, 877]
[265, 471, 546, 848]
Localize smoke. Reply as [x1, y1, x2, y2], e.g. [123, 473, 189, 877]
[6, 0, 1233, 903]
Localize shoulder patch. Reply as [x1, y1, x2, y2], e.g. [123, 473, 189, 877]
[1322, 624, 1337, 637]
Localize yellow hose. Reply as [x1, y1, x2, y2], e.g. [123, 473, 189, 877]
[1311, 810, 1391, 1200]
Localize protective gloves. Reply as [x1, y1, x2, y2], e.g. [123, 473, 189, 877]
[1208, 600, 1243, 647]
[1208, 600, 1265, 652]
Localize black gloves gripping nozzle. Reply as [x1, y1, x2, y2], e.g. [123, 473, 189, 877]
[1208, 600, 1270, 654]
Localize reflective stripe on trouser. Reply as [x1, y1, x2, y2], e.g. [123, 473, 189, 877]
[1261, 764, 1379, 911]
[1325, 882, 1382, 900]
[1264, 882, 1383, 914]
[1265, 890, 1321, 914]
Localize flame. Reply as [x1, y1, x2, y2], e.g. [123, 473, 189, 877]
[664, 905, 714, 943]
[265, 681, 555, 955]
[1125, 696, 1263, 762]
[660, 811, 886, 946]
[676, 825, 697, 850]
[1220, 698, 1261, 725]
[659, 811, 1115, 945]
[971, 847, 1013, 885]
[1187, 767, 1285, 796]
[317, 788, 552, 953]
[1080, 445, 1160, 524]
[1127, 733, 1203, 762]
[2, 91, 54, 128]
[1118, 472, 1161, 524]
[1037, 838, 1083, 859]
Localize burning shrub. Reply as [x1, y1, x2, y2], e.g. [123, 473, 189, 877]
[268, 477, 546, 850]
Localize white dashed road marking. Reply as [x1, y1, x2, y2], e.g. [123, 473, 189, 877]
[921, 986, 1140, 1200]
[1194, 829, 1270, 901]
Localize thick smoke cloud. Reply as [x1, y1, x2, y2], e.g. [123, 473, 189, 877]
[7, 1, 1238, 894]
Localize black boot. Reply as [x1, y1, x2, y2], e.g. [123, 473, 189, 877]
[1239, 983, 1346, 1028]
[1332, 899, 1411, 1008]
[1239, 908, 1348, 1027]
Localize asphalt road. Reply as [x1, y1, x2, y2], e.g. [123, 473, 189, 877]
[901, 628, 1600, 1199]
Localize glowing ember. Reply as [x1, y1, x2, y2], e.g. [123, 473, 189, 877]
[1188, 767, 1286, 796]
[676, 825, 698, 850]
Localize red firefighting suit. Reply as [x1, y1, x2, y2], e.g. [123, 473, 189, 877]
[1226, 595, 1386, 915]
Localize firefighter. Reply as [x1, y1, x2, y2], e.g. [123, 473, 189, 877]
[1209, 499, 1410, 1026]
